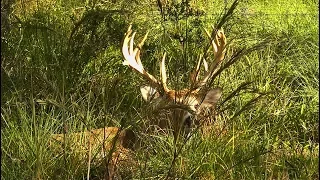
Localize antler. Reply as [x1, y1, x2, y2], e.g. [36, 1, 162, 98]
[192, 26, 227, 90]
[122, 25, 169, 93]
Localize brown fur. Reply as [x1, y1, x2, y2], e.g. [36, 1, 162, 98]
[166, 89, 198, 100]
[50, 127, 136, 179]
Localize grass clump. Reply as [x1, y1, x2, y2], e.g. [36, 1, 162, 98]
[2, 0, 318, 179]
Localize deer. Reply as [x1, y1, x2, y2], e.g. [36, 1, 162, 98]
[122, 24, 227, 140]
[49, 24, 227, 179]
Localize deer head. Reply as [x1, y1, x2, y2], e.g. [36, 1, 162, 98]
[122, 25, 226, 138]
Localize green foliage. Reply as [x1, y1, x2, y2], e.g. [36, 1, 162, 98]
[1, 0, 318, 179]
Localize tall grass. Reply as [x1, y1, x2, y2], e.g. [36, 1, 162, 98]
[2, 0, 318, 179]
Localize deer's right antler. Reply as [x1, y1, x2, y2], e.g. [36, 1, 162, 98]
[122, 25, 170, 93]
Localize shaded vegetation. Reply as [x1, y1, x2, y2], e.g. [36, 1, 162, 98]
[1, 0, 318, 179]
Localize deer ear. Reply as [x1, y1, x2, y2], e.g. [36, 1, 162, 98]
[202, 87, 222, 107]
[140, 86, 160, 102]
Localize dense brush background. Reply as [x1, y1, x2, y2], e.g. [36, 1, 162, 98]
[1, 0, 318, 179]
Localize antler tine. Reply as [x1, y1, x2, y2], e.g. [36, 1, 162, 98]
[135, 31, 148, 66]
[190, 55, 201, 85]
[130, 32, 135, 55]
[190, 53, 210, 87]
[203, 58, 208, 72]
[122, 25, 170, 94]
[160, 52, 169, 92]
[190, 54, 202, 83]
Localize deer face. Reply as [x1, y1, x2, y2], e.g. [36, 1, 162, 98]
[122, 25, 226, 138]
[140, 86, 222, 136]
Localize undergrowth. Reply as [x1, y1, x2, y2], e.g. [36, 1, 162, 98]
[1, 0, 318, 179]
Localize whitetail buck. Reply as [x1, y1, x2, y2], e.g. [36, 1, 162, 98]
[122, 24, 227, 139]
[50, 24, 226, 179]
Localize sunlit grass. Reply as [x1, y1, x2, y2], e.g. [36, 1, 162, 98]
[1, 0, 318, 179]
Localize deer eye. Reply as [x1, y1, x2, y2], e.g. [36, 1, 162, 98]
[184, 116, 192, 128]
